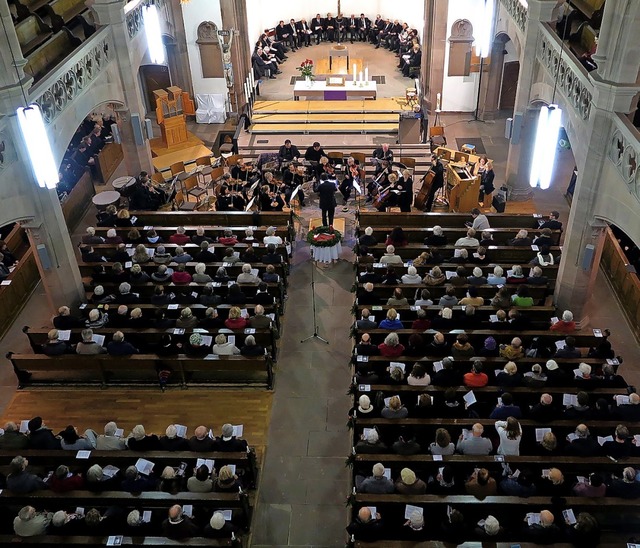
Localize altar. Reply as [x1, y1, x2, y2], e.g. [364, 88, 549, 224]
[293, 80, 377, 101]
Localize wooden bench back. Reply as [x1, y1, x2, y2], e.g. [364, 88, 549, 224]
[25, 28, 80, 82]
[15, 14, 51, 54]
[357, 211, 554, 230]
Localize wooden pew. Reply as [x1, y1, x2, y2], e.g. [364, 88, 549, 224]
[356, 211, 557, 230]
[93, 226, 290, 239]
[355, 283, 552, 304]
[15, 13, 52, 56]
[569, 21, 598, 58]
[23, 327, 277, 360]
[6, 353, 275, 389]
[0, 449, 259, 490]
[355, 226, 563, 245]
[11, 0, 50, 20]
[44, 0, 88, 32]
[366, 245, 562, 263]
[24, 27, 81, 82]
[0, 536, 240, 547]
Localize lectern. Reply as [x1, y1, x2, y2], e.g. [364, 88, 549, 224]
[153, 86, 196, 148]
[398, 111, 422, 144]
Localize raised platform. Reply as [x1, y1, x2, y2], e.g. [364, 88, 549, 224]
[149, 130, 213, 172]
[316, 56, 364, 76]
[251, 98, 408, 135]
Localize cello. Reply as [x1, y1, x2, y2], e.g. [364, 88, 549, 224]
[413, 170, 434, 210]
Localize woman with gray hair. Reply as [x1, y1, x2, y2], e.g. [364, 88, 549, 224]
[241, 334, 266, 356]
[401, 266, 422, 284]
[237, 263, 260, 284]
[192, 263, 212, 283]
[425, 225, 447, 246]
[127, 424, 161, 451]
[378, 332, 405, 357]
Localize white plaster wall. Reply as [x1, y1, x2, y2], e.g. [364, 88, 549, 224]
[441, 0, 490, 112]
[179, 0, 227, 96]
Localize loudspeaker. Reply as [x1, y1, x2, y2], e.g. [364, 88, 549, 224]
[492, 195, 506, 213]
[505, 118, 513, 140]
[506, 112, 523, 145]
[131, 113, 144, 146]
[582, 244, 595, 271]
[36, 243, 51, 270]
[111, 124, 121, 144]
[144, 118, 153, 140]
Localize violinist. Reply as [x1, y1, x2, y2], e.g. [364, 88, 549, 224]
[259, 185, 285, 211]
[397, 168, 414, 212]
[231, 158, 258, 184]
[367, 159, 392, 201]
[216, 185, 233, 211]
[228, 180, 247, 210]
[283, 164, 306, 207]
[372, 143, 393, 174]
[339, 156, 359, 207]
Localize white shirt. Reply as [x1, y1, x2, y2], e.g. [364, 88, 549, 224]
[263, 235, 283, 245]
[495, 421, 522, 455]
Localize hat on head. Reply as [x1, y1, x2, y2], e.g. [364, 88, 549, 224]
[28, 416, 42, 432]
[484, 515, 500, 535]
[189, 333, 203, 346]
[484, 336, 496, 350]
[210, 512, 225, 530]
[358, 395, 372, 414]
[401, 467, 417, 485]
[222, 423, 234, 438]
[546, 359, 559, 371]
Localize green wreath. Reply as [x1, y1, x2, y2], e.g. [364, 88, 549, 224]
[306, 225, 343, 248]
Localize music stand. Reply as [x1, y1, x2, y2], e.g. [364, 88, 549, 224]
[289, 184, 302, 210]
[352, 180, 363, 211]
[245, 196, 256, 211]
[300, 259, 329, 345]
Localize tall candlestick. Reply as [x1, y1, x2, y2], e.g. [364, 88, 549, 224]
[250, 71, 254, 89]
[436, 92, 441, 111]
[364, 66, 369, 82]
[353, 63, 356, 81]
[359, 71, 363, 82]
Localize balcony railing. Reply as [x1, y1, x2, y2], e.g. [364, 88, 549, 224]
[609, 113, 640, 201]
[29, 26, 113, 125]
[536, 23, 594, 121]
[500, 0, 528, 34]
[126, 0, 166, 39]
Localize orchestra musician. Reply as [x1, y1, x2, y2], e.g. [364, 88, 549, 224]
[372, 143, 393, 174]
[425, 154, 444, 212]
[130, 171, 165, 210]
[367, 159, 392, 201]
[375, 172, 399, 211]
[231, 158, 259, 185]
[259, 184, 285, 211]
[397, 168, 414, 212]
[216, 185, 233, 211]
[283, 164, 306, 207]
[278, 139, 301, 163]
[339, 156, 359, 207]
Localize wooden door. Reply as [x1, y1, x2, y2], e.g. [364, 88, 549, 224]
[499, 61, 519, 110]
[140, 64, 171, 113]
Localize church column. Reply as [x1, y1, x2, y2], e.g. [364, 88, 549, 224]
[554, 1, 640, 323]
[0, 0, 84, 309]
[165, 0, 194, 96]
[479, 37, 506, 121]
[220, 0, 251, 117]
[504, 0, 555, 200]
[91, 0, 153, 176]
[422, 0, 448, 114]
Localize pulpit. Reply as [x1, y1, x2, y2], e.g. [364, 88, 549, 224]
[153, 86, 196, 148]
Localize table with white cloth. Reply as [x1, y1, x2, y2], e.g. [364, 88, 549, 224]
[310, 242, 342, 263]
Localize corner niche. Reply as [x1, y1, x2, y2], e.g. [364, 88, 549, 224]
[196, 21, 223, 78]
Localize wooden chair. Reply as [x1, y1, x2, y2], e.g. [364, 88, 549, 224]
[195, 156, 211, 167]
[151, 172, 165, 185]
[226, 154, 241, 167]
[398, 157, 416, 171]
[183, 175, 207, 202]
[170, 162, 186, 178]
[428, 125, 447, 151]
[405, 87, 418, 107]
[328, 151, 344, 165]
[174, 190, 197, 211]
[350, 152, 366, 166]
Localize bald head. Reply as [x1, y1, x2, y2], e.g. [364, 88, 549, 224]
[358, 507, 372, 523]
[168, 505, 182, 522]
[540, 393, 552, 405]
[540, 510, 554, 527]
[194, 426, 208, 440]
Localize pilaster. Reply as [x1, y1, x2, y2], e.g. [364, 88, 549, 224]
[92, 0, 152, 175]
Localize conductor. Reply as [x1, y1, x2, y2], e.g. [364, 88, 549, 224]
[317, 174, 337, 226]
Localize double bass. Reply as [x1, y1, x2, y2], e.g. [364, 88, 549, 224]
[414, 170, 435, 210]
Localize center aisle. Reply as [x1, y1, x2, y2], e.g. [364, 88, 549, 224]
[251, 215, 356, 547]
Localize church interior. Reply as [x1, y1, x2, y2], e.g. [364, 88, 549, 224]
[0, 0, 640, 546]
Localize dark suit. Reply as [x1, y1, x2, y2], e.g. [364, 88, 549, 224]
[312, 17, 324, 44]
[318, 179, 337, 226]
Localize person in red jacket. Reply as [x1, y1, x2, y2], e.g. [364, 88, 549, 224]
[218, 229, 239, 246]
[48, 465, 85, 492]
[224, 306, 248, 329]
[378, 332, 405, 357]
[169, 226, 191, 245]
[550, 310, 576, 333]
[463, 360, 489, 388]
[171, 264, 192, 284]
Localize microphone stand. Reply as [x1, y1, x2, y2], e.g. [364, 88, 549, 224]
[300, 257, 329, 344]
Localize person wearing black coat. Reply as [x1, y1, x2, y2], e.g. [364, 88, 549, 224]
[317, 175, 337, 226]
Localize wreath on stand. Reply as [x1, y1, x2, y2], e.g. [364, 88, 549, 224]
[306, 225, 343, 247]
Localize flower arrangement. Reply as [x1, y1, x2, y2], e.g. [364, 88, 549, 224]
[297, 59, 314, 80]
[307, 225, 342, 248]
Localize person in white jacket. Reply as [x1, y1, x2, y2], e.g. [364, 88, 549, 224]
[495, 417, 522, 455]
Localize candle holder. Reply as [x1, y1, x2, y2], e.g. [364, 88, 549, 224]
[359, 81, 364, 88]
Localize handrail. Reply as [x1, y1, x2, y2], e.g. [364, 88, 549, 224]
[500, 0, 528, 34]
[608, 112, 640, 191]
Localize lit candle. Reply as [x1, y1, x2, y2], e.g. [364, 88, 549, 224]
[359, 71, 363, 82]
[364, 66, 369, 82]
[249, 71, 254, 89]
[353, 63, 356, 81]
[244, 82, 249, 101]
[436, 92, 441, 111]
